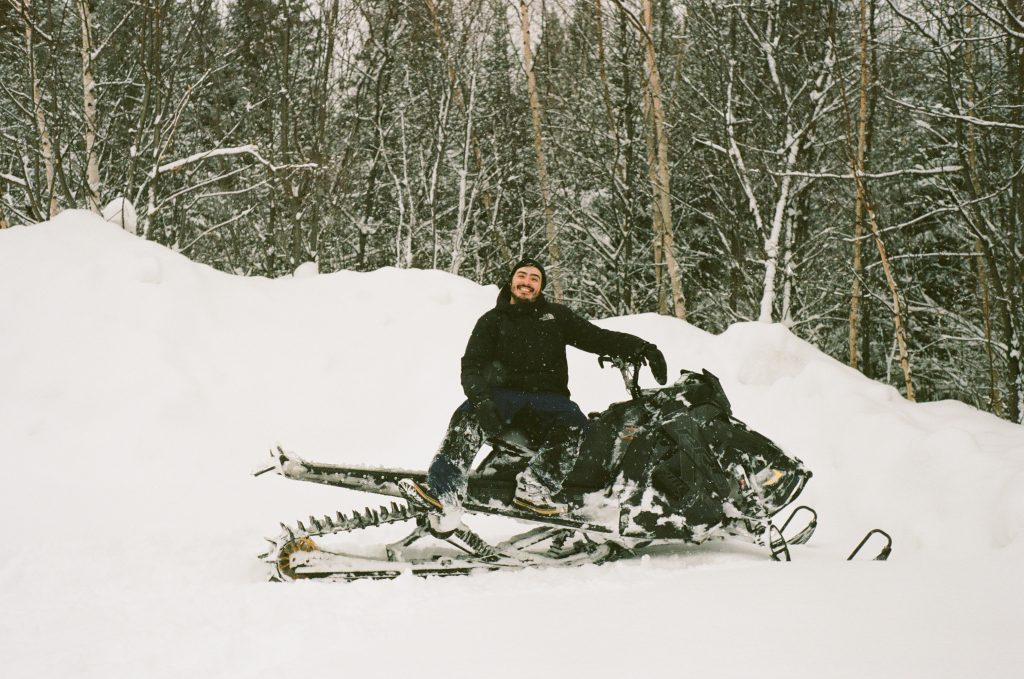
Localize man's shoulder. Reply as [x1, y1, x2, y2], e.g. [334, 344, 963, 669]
[474, 307, 504, 326]
[545, 301, 585, 322]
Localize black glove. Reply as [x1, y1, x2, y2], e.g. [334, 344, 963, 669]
[473, 398, 505, 439]
[642, 343, 668, 385]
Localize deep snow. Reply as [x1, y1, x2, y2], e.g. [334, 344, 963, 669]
[1, 210, 1022, 678]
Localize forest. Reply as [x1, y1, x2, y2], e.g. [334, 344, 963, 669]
[1, 0, 1022, 422]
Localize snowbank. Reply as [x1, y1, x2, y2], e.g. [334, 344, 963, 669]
[1, 211, 1021, 679]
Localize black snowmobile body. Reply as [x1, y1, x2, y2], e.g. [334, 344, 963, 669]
[258, 359, 858, 581]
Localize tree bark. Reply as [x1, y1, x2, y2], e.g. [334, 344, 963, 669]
[848, 0, 871, 369]
[423, 0, 512, 266]
[594, 0, 618, 145]
[23, 0, 58, 218]
[1007, 0, 1024, 420]
[639, 0, 684, 319]
[964, 5, 1001, 415]
[518, 0, 563, 301]
[831, 0, 913, 400]
[145, 0, 163, 240]
[75, 0, 101, 213]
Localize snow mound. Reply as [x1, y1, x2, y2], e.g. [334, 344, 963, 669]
[102, 197, 138, 235]
[1, 210, 1022, 679]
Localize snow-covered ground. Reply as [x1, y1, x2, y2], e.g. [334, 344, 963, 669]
[1, 210, 1022, 679]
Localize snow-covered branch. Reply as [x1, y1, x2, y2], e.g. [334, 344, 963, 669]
[7, 0, 53, 43]
[962, 0, 1024, 41]
[886, 96, 1024, 131]
[1, 172, 28, 187]
[770, 166, 963, 180]
[178, 206, 257, 254]
[150, 146, 318, 177]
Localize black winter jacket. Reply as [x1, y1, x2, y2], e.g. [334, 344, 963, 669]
[461, 286, 650, 401]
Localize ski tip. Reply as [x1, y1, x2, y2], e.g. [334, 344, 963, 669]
[847, 528, 893, 561]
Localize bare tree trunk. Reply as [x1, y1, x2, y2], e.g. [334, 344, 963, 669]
[424, 0, 512, 266]
[831, 0, 913, 400]
[23, 0, 58, 218]
[145, 0, 163, 240]
[720, 3, 830, 324]
[594, 0, 619, 145]
[306, 0, 341, 262]
[594, 0, 627, 201]
[450, 74, 481, 275]
[75, 0, 101, 212]
[1006, 0, 1024, 420]
[595, 1, 641, 313]
[781, 200, 799, 325]
[314, 0, 340, 154]
[639, 0, 685, 319]
[427, 87, 451, 270]
[963, 5, 1001, 414]
[754, 120, 801, 322]
[848, 0, 871, 369]
[278, 6, 306, 266]
[518, 0, 563, 301]
[387, 108, 415, 268]
[864, 194, 914, 400]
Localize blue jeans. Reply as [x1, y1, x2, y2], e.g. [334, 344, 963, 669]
[426, 389, 589, 504]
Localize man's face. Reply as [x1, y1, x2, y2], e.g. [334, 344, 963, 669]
[510, 266, 543, 304]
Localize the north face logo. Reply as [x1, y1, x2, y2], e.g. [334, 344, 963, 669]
[539, 313, 555, 321]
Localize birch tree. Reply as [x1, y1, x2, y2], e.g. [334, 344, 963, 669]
[884, 0, 1021, 416]
[715, 1, 837, 323]
[638, 0, 684, 319]
[21, 0, 59, 218]
[424, 0, 512, 267]
[74, 0, 101, 212]
[518, 0, 564, 301]
[848, 0, 873, 369]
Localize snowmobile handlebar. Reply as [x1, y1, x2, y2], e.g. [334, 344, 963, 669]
[598, 354, 644, 400]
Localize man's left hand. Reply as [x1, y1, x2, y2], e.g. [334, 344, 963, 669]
[643, 344, 668, 384]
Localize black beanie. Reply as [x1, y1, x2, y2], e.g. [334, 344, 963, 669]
[510, 257, 546, 290]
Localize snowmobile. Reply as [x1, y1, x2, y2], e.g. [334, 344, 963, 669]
[257, 357, 892, 581]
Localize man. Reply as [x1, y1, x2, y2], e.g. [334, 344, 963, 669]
[402, 258, 667, 522]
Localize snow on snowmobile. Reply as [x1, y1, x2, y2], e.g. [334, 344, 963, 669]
[256, 357, 892, 581]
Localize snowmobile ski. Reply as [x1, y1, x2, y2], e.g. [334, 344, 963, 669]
[847, 528, 893, 561]
[766, 505, 818, 561]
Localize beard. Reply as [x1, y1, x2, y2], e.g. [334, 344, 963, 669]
[511, 285, 539, 304]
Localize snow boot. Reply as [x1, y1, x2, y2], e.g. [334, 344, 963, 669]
[512, 474, 568, 516]
[399, 478, 444, 512]
[398, 478, 464, 534]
